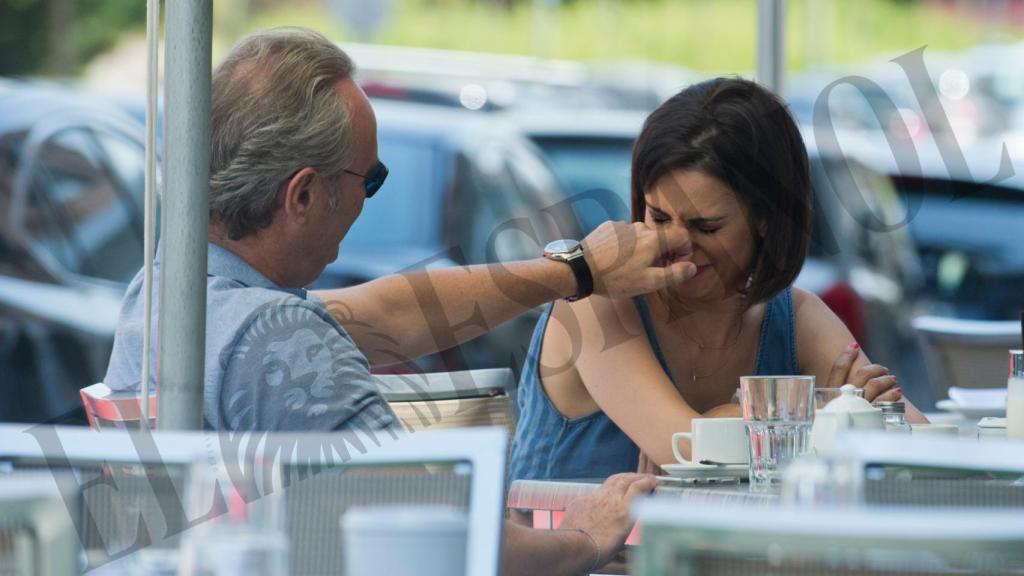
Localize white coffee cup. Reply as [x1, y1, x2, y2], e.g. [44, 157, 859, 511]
[672, 417, 749, 465]
[342, 505, 467, 576]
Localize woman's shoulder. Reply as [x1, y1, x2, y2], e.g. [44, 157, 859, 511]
[789, 286, 833, 323]
[788, 285, 857, 366]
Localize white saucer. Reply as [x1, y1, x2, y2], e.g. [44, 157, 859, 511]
[936, 399, 1005, 419]
[661, 462, 748, 482]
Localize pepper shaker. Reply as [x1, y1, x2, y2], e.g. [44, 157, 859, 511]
[1007, 350, 1024, 439]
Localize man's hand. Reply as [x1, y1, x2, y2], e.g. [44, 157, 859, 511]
[582, 221, 697, 299]
[559, 473, 658, 569]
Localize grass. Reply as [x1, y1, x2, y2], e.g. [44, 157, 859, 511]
[237, 0, 1024, 73]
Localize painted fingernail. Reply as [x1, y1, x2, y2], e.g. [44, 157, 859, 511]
[851, 342, 860, 350]
[895, 387, 903, 394]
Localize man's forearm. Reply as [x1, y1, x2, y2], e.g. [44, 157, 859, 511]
[502, 522, 597, 576]
[315, 258, 576, 366]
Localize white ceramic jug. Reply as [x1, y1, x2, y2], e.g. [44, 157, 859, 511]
[810, 384, 884, 454]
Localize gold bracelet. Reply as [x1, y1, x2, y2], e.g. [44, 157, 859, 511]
[559, 527, 601, 574]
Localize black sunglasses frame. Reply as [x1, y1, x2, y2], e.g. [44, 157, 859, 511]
[343, 161, 388, 199]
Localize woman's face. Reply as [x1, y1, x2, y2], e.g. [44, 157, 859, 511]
[643, 169, 759, 301]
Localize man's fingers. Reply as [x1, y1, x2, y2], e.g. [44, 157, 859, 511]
[603, 472, 646, 496]
[645, 262, 697, 290]
[624, 474, 659, 501]
[644, 222, 691, 253]
[827, 343, 860, 388]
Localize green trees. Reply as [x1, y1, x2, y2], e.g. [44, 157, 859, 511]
[0, 0, 145, 76]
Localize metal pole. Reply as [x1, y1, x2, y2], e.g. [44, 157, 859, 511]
[757, 0, 785, 94]
[159, 0, 212, 431]
[141, 0, 160, 429]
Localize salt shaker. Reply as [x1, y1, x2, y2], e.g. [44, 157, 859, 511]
[1008, 350, 1024, 439]
[876, 401, 912, 434]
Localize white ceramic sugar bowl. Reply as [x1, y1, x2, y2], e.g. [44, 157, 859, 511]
[810, 384, 885, 455]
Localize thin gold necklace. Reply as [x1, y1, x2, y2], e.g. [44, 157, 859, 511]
[677, 313, 744, 383]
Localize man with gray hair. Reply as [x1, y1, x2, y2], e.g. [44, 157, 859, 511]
[106, 27, 696, 574]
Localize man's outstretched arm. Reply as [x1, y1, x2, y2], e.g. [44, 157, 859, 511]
[313, 221, 695, 366]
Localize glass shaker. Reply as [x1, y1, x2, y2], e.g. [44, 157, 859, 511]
[877, 401, 912, 434]
[1008, 350, 1024, 439]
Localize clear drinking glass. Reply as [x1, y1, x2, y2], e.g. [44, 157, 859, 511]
[178, 457, 289, 576]
[814, 387, 864, 409]
[1008, 350, 1024, 439]
[740, 375, 815, 489]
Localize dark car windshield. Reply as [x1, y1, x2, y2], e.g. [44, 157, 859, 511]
[893, 177, 1024, 272]
[893, 176, 1024, 317]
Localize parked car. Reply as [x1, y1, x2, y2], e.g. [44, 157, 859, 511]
[502, 108, 933, 404]
[312, 95, 582, 376]
[0, 79, 147, 424]
[344, 42, 699, 113]
[852, 135, 1024, 322]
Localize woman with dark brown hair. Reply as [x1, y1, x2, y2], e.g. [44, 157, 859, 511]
[510, 77, 926, 480]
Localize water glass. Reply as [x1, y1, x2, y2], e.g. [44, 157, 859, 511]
[178, 458, 289, 576]
[1008, 350, 1024, 439]
[740, 375, 815, 489]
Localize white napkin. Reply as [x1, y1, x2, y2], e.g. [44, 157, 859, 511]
[947, 387, 1007, 410]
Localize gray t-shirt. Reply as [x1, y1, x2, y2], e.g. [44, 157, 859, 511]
[104, 242, 398, 433]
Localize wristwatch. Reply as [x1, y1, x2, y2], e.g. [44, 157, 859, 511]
[543, 239, 594, 302]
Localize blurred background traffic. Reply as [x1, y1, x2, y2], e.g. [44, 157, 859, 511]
[2, 0, 1022, 425]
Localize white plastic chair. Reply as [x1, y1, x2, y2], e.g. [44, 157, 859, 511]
[633, 496, 1024, 575]
[0, 472, 80, 576]
[0, 423, 507, 576]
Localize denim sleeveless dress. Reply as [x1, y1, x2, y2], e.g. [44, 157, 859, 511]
[509, 288, 798, 481]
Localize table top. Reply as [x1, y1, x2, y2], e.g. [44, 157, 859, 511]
[508, 478, 778, 511]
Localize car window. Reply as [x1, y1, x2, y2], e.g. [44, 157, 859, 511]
[896, 177, 1024, 270]
[453, 138, 574, 265]
[532, 137, 633, 230]
[27, 127, 143, 283]
[342, 134, 439, 247]
[807, 157, 842, 260]
[0, 131, 50, 280]
[0, 132, 21, 240]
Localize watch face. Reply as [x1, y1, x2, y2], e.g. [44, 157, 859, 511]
[544, 239, 581, 255]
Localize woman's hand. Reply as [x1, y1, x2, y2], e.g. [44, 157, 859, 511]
[826, 342, 901, 402]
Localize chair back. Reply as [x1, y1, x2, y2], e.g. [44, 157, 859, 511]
[633, 498, 1024, 576]
[0, 424, 210, 570]
[830, 430, 1024, 510]
[0, 472, 80, 576]
[911, 315, 1021, 400]
[376, 369, 515, 435]
[79, 383, 157, 430]
[0, 424, 506, 576]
